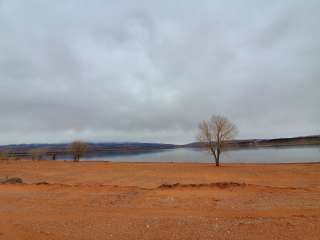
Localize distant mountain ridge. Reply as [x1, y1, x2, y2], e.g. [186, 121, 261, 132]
[0, 142, 179, 157]
[184, 135, 320, 148]
[0, 135, 319, 158]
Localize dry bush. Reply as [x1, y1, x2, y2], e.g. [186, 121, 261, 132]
[29, 148, 48, 160]
[0, 149, 10, 161]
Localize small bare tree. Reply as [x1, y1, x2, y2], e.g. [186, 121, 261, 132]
[197, 115, 238, 166]
[29, 148, 48, 160]
[69, 141, 88, 162]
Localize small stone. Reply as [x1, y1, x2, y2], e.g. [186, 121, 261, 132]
[1, 177, 23, 184]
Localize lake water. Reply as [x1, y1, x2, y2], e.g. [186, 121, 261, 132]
[74, 146, 320, 163]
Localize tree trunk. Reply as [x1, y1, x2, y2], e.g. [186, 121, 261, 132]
[213, 150, 220, 166]
[215, 153, 220, 166]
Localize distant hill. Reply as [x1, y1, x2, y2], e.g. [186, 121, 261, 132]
[0, 135, 319, 158]
[183, 135, 320, 149]
[0, 142, 179, 158]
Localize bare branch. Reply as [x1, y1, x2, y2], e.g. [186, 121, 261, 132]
[197, 115, 238, 166]
[69, 141, 88, 162]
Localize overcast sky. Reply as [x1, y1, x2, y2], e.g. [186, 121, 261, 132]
[0, 0, 319, 144]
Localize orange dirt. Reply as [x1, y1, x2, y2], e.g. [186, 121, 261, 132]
[0, 160, 319, 240]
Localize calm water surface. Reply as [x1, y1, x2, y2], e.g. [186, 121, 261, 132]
[75, 146, 320, 163]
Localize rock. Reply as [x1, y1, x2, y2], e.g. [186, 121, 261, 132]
[1, 177, 23, 184]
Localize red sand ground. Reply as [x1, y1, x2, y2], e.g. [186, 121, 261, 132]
[0, 160, 319, 240]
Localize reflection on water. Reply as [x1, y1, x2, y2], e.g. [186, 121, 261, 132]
[74, 146, 320, 163]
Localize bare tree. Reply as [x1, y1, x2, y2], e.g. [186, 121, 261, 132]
[69, 141, 88, 162]
[197, 115, 238, 166]
[29, 148, 48, 160]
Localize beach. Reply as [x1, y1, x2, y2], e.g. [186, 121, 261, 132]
[0, 160, 319, 239]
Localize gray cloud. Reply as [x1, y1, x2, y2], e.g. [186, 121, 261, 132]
[0, 0, 319, 144]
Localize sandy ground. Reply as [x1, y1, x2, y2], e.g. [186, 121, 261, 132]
[0, 160, 319, 240]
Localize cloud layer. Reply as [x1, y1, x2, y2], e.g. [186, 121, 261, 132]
[0, 0, 319, 144]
